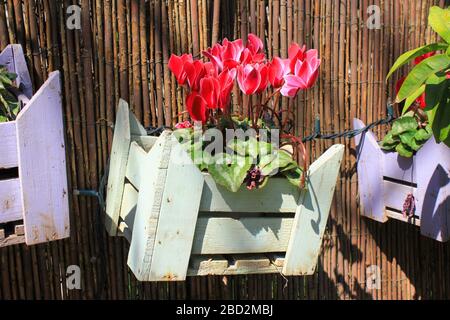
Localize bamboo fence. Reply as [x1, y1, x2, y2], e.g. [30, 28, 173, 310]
[0, 0, 449, 300]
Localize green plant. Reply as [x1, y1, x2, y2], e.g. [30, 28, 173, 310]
[174, 117, 305, 193]
[0, 65, 20, 122]
[380, 111, 433, 157]
[386, 6, 450, 151]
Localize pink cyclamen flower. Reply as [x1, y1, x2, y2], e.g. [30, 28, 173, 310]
[281, 49, 321, 98]
[268, 57, 290, 88]
[203, 38, 244, 72]
[175, 121, 193, 129]
[237, 63, 269, 95]
[288, 43, 307, 73]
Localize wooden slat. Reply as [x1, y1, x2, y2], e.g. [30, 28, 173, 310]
[105, 99, 131, 235]
[125, 142, 146, 190]
[353, 119, 387, 222]
[200, 175, 300, 213]
[0, 44, 33, 98]
[0, 234, 25, 248]
[386, 210, 420, 227]
[192, 217, 293, 255]
[0, 122, 18, 169]
[16, 71, 70, 245]
[383, 151, 416, 184]
[188, 255, 281, 276]
[127, 131, 173, 280]
[384, 180, 415, 212]
[415, 136, 450, 242]
[0, 178, 22, 224]
[118, 183, 138, 240]
[148, 136, 205, 281]
[283, 144, 344, 276]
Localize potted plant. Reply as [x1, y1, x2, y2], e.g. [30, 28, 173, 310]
[105, 34, 344, 281]
[354, 6, 449, 242]
[0, 44, 70, 247]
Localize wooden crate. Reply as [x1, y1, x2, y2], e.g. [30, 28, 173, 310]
[105, 100, 344, 281]
[0, 45, 70, 247]
[354, 118, 450, 242]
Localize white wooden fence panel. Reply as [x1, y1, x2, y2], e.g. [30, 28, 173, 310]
[0, 178, 22, 224]
[16, 71, 70, 245]
[283, 145, 344, 275]
[0, 122, 18, 169]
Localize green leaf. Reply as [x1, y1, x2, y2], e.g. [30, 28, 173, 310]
[432, 95, 450, 144]
[260, 150, 297, 176]
[395, 143, 414, 158]
[428, 6, 450, 44]
[0, 114, 7, 122]
[414, 126, 433, 142]
[380, 132, 399, 150]
[402, 85, 426, 115]
[386, 43, 449, 80]
[424, 73, 448, 112]
[399, 131, 423, 151]
[396, 54, 450, 103]
[283, 167, 304, 188]
[208, 154, 253, 192]
[391, 116, 419, 136]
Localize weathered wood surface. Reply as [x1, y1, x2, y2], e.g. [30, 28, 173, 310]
[353, 119, 386, 222]
[415, 136, 450, 242]
[105, 99, 132, 235]
[16, 71, 70, 245]
[188, 255, 281, 276]
[127, 131, 173, 280]
[200, 175, 300, 213]
[192, 217, 293, 254]
[0, 122, 18, 169]
[118, 183, 139, 242]
[0, 178, 22, 224]
[283, 144, 345, 275]
[147, 137, 205, 281]
[384, 180, 416, 213]
[125, 142, 147, 190]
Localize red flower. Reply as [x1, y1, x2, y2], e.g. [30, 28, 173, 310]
[200, 76, 221, 109]
[237, 63, 269, 95]
[184, 60, 206, 91]
[175, 121, 192, 129]
[281, 49, 321, 97]
[168, 53, 193, 85]
[446, 72, 450, 80]
[414, 51, 436, 65]
[217, 69, 236, 110]
[268, 57, 290, 88]
[246, 33, 264, 56]
[186, 92, 208, 124]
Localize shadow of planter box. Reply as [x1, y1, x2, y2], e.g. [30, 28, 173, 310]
[353, 118, 450, 242]
[0, 45, 70, 247]
[104, 100, 344, 282]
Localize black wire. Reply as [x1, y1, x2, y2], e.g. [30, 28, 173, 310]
[302, 103, 395, 142]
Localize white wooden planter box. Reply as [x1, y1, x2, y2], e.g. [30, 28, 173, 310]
[0, 45, 70, 247]
[105, 100, 344, 281]
[353, 118, 450, 242]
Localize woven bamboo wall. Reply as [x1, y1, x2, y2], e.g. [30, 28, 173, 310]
[0, 0, 449, 300]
